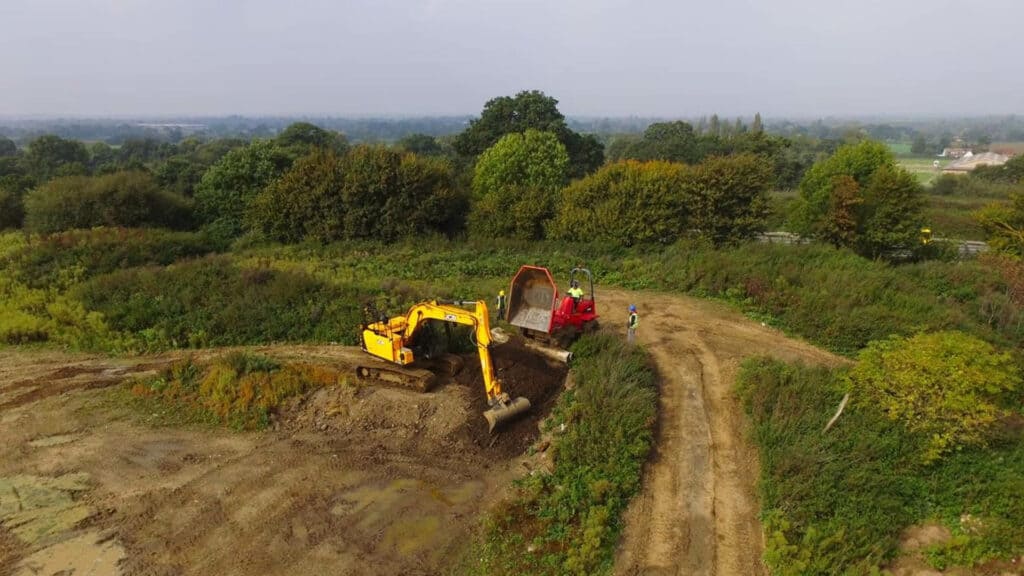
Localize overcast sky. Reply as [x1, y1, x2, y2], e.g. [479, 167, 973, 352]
[1, 0, 1020, 118]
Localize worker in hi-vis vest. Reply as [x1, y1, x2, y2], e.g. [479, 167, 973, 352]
[496, 289, 507, 321]
[627, 304, 639, 344]
[568, 280, 584, 311]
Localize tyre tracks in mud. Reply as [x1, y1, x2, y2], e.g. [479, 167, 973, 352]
[603, 289, 844, 576]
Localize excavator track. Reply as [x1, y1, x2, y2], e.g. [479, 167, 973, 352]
[353, 353, 463, 392]
[354, 364, 438, 392]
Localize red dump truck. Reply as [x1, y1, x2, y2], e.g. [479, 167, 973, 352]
[506, 265, 599, 348]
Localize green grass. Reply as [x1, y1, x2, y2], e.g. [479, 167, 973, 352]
[469, 334, 657, 576]
[739, 358, 1024, 574]
[898, 157, 947, 186]
[888, 142, 913, 155]
[923, 194, 989, 240]
[3, 231, 1022, 356]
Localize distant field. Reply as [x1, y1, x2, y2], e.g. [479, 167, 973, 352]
[898, 156, 946, 186]
[991, 141, 1024, 155]
[887, 142, 912, 155]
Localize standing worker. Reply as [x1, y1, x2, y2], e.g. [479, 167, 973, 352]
[496, 289, 507, 321]
[568, 280, 584, 311]
[627, 304, 639, 344]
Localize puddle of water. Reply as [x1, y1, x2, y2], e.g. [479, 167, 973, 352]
[14, 530, 125, 576]
[383, 515, 442, 556]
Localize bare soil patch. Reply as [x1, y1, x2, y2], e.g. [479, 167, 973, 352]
[0, 342, 564, 576]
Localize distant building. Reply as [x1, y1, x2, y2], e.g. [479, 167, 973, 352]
[940, 147, 973, 159]
[941, 152, 1010, 174]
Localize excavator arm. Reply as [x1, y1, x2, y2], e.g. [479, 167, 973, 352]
[361, 299, 530, 431]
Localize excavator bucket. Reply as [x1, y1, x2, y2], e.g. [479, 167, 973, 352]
[508, 266, 557, 333]
[483, 396, 532, 433]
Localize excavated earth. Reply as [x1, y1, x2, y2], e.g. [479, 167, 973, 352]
[0, 341, 566, 576]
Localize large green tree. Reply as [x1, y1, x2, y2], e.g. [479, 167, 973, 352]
[454, 90, 603, 178]
[275, 122, 348, 159]
[793, 140, 922, 256]
[0, 137, 16, 157]
[194, 140, 292, 240]
[25, 135, 90, 181]
[470, 129, 569, 239]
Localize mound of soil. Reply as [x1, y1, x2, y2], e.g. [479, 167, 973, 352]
[276, 338, 567, 463]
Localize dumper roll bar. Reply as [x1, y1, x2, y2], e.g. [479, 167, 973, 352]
[569, 267, 595, 300]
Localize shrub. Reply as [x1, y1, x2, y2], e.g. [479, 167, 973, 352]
[23, 171, 192, 233]
[974, 192, 1024, 257]
[549, 160, 689, 246]
[470, 130, 569, 240]
[132, 355, 341, 430]
[740, 356, 1024, 574]
[846, 331, 1021, 462]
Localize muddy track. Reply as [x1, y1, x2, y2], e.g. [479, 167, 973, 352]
[603, 289, 845, 576]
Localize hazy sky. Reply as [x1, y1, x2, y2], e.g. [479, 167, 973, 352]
[1, 0, 1021, 118]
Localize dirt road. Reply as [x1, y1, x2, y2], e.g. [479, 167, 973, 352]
[604, 289, 845, 576]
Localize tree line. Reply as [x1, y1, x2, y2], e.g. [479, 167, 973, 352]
[8, 90, 1017, 258]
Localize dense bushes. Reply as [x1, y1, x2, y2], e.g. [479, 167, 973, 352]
[549, 160, 688, 245]
[478, 334, 657, 575]
[23, 171, 193, 233]
[550, 155, 771, 247]
[975, 192, 1024, 256]
[3, 227, 221, 289]
[73, 256, 367, 350]
[740, 357, 1024, 574]
[249, 146, 465, 242]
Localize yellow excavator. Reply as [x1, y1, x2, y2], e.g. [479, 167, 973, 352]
[357, 299, 531, 432]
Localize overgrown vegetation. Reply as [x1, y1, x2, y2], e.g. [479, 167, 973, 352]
[474, 334, 657, 575]
[24, 171, 193, 233]
[72, 255, 370, 351]
[739, 357, 1024, 574]
[129, 352, 343, 429]
[846, 331, 1021, 463]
